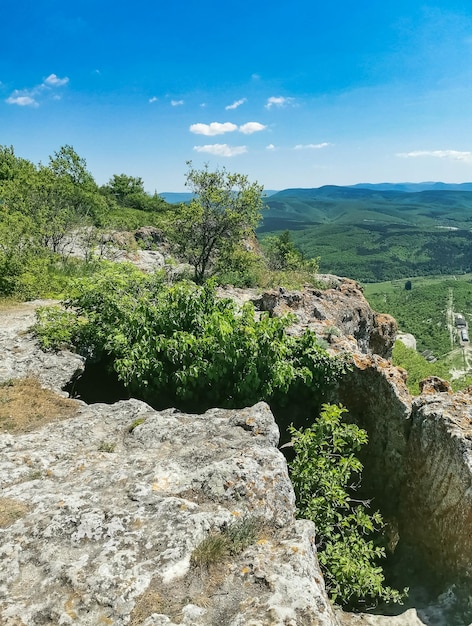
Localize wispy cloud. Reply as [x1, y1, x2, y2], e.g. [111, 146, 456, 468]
[6, 73, 69, 107]
[6, 93, 38, 107]
[43, 73, 69, 87]
[265, 95, 295, 109]
[294, 142, 331, 150]
[193, 144, 247, 157]
[190, 122, 238, 136]
[397, 150, 472, 163]
[190, 121, 266, 136]
[171, 99, 184, 106]
[149, 96, 158, 103]
[239, 122, 266, 134]
[266, 144, 276, 151]
[226, 98, 247, 110]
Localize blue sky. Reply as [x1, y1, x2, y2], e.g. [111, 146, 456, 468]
[2, 1, 472, 191]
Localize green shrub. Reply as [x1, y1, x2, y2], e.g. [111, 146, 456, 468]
[34, 268, 347, 410]
[289, 403, 406, 609]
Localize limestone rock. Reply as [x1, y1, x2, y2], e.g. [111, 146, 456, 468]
[0, 301, 84, 391]
[336, 353, 412, 518]
[418, 376, 452, 394]
[399, 389, 472, 582]
[0, 399, 338, 626]
[396, 333, 417, 351]
[336, 608, 425, 625]
[251, 279, 397, 359]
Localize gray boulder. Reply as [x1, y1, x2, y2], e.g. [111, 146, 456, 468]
[0, 398, 338, 625]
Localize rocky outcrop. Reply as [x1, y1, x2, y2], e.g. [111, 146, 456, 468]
[399, 388, 472, 582]
[252, 277, 397, 359]
[0, 397, 338, 625]
[0, 301, 339, 625]
[336, 353, 412, 518]
[0, 301, 84, 391]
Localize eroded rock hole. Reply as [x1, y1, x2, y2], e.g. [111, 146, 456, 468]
[64, 359, 131, 404]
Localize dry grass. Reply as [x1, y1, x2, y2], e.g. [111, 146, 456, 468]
[129, 578, 185, 625]
[0, 497, 29, 528]
[0, 378, 79, 434]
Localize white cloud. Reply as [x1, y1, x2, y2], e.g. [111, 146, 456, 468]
[266, 144, 276, 151]
[6, 72, 69, 107]
[193, 144, 247, 157]
[44, 73, 69, 87]
[171, 99, 184, 106]
[397, 150, 472, 163]
[265, 95, 295, 109]
[226, 98, 247, 110]
[149, 96, 158, 103]
[190, 121, 266, 136]
[190, 122, 238, 136]
[6, 93, 38, 107]
[239, 122, 266, 134]
[294, 142, 331, 150]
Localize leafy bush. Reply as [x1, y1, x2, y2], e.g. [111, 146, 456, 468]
[34, 265, 347, 410]
[289, 403, 406, 609]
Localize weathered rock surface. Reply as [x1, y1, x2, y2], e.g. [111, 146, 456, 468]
[0, 398, 338, 625]
[399, 388, 472, 581]
[336, 353, 412, 518]
[0, 301, 84, 391]
[251, 277, 397, 359]
[336, 608, 424, 626]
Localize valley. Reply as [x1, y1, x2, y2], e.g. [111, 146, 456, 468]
[260, 184, 472, 282]
[364, 275, 472, 392]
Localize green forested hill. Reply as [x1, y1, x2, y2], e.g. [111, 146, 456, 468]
[260, 186, 472, 281]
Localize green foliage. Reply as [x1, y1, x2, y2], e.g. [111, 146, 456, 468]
[170, 162, 264, 284]
[392, 341, 472, 394]
[262, 230, 318, 273]
[34, 267, 347, 410]
[34, 306, 79, 350]
[289, 404, 406, 609]
[261, 186, 472, 282]
[100, 173, 169, 212]
[214, 245, 264, 287]
[366, 281, 453, 356]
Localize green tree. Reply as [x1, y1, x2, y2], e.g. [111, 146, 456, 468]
[0, 145, 35, 183]
[47, 145, 107, 224]
[101, 174, 168, 212]
[171, 163, 264, 283]
[263, 230, 310, 271]
[103, 173, 145, 203]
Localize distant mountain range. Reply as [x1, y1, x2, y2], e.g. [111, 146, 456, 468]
[350, 182, 472, 192]
[160, 183, 472, 204]
[160, 190, 279, 203]
[260, 183, 472, 283]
